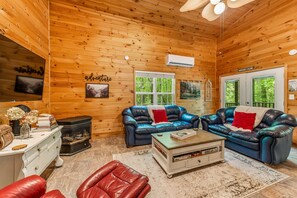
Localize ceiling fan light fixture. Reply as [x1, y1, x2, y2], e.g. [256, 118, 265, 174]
[214, 2, 226, 15]
[210, 0, 221, 5]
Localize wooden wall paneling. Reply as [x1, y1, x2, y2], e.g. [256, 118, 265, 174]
[50, 0, 217, 138]
[51, 0, 256, 37]
[217, 0, 297, 115]
[0, 0, 50, 114]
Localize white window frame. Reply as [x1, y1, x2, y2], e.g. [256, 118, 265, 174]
[220, 67, 284, 111]
[135, 71, 175, 105]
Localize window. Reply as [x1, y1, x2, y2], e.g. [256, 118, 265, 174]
[225, 79, 240, 107]
[135, 71, 175, 105]
[252, 76, 275, 108]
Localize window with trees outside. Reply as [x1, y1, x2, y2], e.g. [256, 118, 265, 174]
[135, 71, 175, 106]
[225, 80, 240, 107]
[252, 76, 275, 108]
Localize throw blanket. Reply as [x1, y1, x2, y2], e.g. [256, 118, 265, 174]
[147, 105, 172, 125]
[224, 106, 270, 132]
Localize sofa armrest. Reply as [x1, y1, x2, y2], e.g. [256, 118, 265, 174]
[0, 175, 46, 198]
[123, 115, 138, 127]
[77, 160, 120, 197]
[181, 113, 199, 125]
[200, 114, 223, 125]
[257, 125, 294, 139]
[119, 177, 150, 198]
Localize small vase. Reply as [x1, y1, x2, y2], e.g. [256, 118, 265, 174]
[20, 123, 30, 139]
[10, 120, 21, 136]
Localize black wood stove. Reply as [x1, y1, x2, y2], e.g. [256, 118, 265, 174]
[57, 116, 92, 156]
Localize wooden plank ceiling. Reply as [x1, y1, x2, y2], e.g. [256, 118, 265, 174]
[61, 0, 257, 36]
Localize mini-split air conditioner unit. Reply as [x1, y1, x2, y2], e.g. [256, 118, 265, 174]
[165, 54, 195, 67]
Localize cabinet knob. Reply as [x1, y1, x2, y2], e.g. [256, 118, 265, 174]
[35, 167, 38, 170]
[56, 146, 59, 149]
[37, 148, 40, 152]
[53, 136, 56, 139]
[197, 160, 201, 163]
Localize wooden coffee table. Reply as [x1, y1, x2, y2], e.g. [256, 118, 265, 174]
[152, 129, 225, 178]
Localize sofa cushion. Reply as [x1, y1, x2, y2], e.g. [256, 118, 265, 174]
[165, 105, 180, 122]
[152, 109, 168, 123]
[155, 123, 176, 132]
[225, 107, 235, 123]
[135, 124, 157, 134]
[228, 135, 259, 151]
[78, 187, 110, 198]
[229, 130, 259, 151]
[173, 121, 192, 130]
[232, 112, 256, 131]
[256, 109, 283, 129]
[208, 124, 231, 135]
[130, 106, 152, 124]
[77, 161, 150, 198]
[229, 131, 259, 143]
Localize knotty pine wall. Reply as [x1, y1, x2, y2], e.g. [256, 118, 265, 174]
[217, 0, 297, 113]
[0, 0, 50, 114]
[216, 0, 297, 144]
[50, 0, 217, 138]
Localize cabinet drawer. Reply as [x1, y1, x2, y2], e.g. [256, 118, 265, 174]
[41, 131, 59, 147]
[25, 156, 42, 176]
[24, 146, 39, 165]
[47, 139, 60, 161]
[186, 155, 208, 168]
[171, 160, 186, 170]
[209, 152, 222, 161]
[50, 132, 59, 142]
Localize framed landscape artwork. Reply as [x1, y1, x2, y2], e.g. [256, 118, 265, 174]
[14, 75, 44, 95]
[86, 83, 109, 98]
[180, 81, 201, 99]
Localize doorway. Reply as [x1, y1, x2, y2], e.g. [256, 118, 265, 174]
[220, 67, 284, 111]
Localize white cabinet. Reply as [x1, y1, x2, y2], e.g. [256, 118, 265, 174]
[0, 127, 63, 188]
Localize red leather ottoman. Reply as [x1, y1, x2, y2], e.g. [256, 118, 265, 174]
[0, 175, 65, 198]
[77, 160, 151, 198]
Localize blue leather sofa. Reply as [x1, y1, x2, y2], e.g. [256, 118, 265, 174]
[201, 107, 297, 165]
[122, 105, 200, 147]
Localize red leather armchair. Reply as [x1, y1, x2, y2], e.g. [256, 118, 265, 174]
[77, 160, 151, 198]
[0, 175, 65, 198]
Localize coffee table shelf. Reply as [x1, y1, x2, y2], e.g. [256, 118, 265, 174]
[152, 130, 225, 178]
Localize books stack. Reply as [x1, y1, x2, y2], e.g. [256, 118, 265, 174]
[32, 114, 58, 132]
[172, 147, 219, 162]
[170, 129, 196, 140]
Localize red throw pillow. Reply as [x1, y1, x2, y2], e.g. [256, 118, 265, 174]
[232, 111, 256, 131]
[152, 109, 168, 124]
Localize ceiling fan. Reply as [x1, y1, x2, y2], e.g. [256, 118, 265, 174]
[180, 0, 255, 21]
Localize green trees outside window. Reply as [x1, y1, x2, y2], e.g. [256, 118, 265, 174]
[225, 80, 240, 107]
[225, 77, 275, 108]
[135, 76, 175, 106]
[252, 77, 275, 108]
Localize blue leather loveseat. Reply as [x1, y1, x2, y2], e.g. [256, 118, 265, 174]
[201, 107, 297, 165]
[122, 105, 199, 147]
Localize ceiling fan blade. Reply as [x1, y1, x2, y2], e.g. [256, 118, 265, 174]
[201, 3, 220, 21]
[180, 0, 209, 12]
[227, 0, 255, 8]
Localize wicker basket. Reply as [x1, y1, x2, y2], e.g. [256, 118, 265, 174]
[0, 124, 14, 150]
